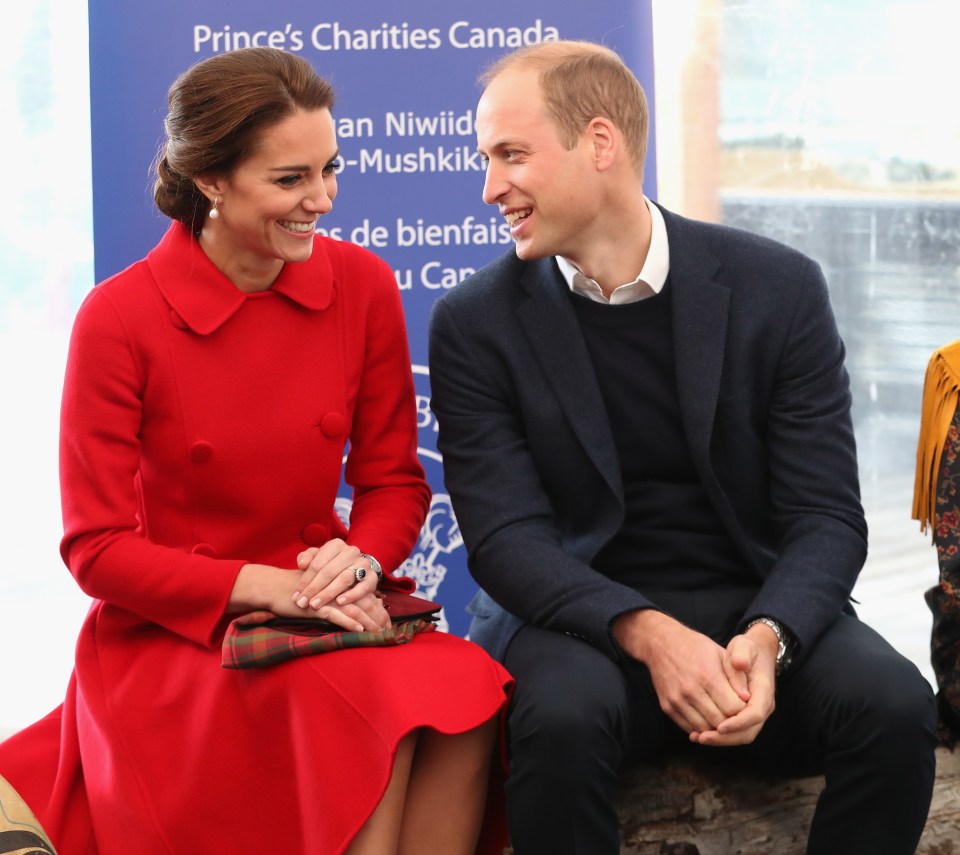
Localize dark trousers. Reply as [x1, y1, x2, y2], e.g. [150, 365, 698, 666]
[502, 592, 938, 855]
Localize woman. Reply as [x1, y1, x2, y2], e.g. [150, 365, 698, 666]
[913, 339, 960, 746]
[0, 47, 511, 854]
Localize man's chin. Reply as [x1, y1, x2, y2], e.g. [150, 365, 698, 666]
[512, 240, 548, 262]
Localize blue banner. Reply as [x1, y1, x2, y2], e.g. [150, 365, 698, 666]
[88, 0, 656, 636]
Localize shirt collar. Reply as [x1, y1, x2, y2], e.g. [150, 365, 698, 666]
[556, 197, 670, 304]
[145, 222, 335, 335]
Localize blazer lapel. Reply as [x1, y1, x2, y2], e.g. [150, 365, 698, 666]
[664, 208, 767, 562]
[515, 259, 624, 500]
[664, 211, 730, 479]
[663, 209, 730, 474]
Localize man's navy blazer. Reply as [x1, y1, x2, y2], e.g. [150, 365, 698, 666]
[428, 203, 867, 665]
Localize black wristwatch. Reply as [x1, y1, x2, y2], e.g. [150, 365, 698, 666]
[747, 617, 794, 676]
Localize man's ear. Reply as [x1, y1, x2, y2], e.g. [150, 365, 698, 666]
[586, 117, 618, 171]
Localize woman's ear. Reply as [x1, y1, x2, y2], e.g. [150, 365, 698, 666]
[194, 175, 224, 204]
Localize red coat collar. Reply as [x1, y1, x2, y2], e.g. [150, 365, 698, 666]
[146, 222, 335, 334]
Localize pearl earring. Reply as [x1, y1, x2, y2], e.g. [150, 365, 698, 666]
[209, 197, 221, 219]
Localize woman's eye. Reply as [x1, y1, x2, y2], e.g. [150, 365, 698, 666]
[324, 159, 343, 175]
[277, 174, 302, 187]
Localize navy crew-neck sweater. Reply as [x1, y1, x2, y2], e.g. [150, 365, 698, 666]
[569, 283, 751, 592]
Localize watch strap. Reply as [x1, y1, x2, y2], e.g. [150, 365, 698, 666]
[746, 617, 793, 676]
[359, 552, 384, 583]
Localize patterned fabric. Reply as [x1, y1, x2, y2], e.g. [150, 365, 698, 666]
[0, 774, 57, 854]
[913, 340, 960, 744]
[222, 611, 437, 670]
[927, 404, 960, 745]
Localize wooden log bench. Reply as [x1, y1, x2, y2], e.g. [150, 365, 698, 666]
[613, 745, 959, 854]
[4, 730, 957, 852]
[504, 746, 959, 854]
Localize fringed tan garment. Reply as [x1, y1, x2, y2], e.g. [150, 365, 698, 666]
[913, 339, 960, 536]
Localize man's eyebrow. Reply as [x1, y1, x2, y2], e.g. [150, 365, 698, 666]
[480, 139, 524, 154]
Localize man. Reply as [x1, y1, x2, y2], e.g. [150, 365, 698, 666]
[428, 40, 938, 854]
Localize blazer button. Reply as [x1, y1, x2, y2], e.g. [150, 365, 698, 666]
[190, 441, 214, 463]
[170, 310, 188, 330]
[301, 523, 328, 546]
[320, 412, 345, 438]
[191, 543, 217, 557]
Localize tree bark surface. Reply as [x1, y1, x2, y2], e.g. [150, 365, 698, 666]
[612, 746, 960, 855]
[503, 746, 960, 854]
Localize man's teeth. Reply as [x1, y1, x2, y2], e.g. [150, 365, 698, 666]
[505, 210, 532, 225]
[280, 220, 315, 233]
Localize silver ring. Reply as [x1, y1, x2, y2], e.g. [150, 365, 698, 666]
[352, 567, 366, 584]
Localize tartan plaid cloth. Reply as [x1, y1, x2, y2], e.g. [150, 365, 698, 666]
[222, 610, 436, 670]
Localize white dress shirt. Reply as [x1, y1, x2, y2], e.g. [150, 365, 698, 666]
[555, 197, 670, 305]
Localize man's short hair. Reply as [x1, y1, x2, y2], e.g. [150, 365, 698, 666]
[480, 40, 649, 174]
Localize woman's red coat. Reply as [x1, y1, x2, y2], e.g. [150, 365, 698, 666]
[0, 223, 511, 853]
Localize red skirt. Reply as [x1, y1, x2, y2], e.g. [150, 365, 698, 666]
[0, 603, 513, 854]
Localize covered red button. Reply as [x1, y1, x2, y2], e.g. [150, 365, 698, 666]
[190, 441, 214, 463]
[301, 523, 328, 545]
[320, 412, 346, 437]
[191, 543, 217, 557]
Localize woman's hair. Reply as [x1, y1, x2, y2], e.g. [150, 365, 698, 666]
[153, 47, 335, 233]
[480, 40, 649, 174]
